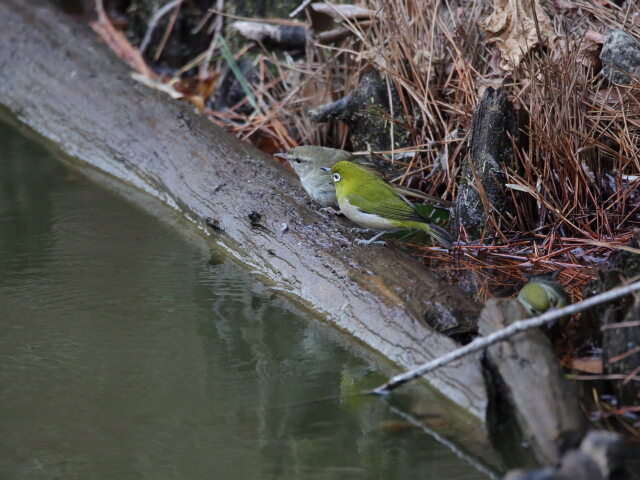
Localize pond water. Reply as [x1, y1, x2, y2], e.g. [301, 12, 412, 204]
[0, 121, 499, 479]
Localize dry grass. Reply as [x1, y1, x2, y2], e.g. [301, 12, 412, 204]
[226, 6, 634, 283]
[284, 0, 640, 302]
[98, 0, 640, 297]
[97, 0, 640, 297]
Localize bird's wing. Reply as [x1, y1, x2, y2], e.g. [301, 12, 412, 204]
[540, 281, 570, 307]
[393, 185, 454, 208]
[347, 190, 425, 223]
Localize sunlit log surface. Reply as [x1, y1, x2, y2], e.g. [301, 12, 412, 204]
[0, 0, 487, 419]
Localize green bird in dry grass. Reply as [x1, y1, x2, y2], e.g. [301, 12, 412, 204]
[326, 161, 454, 248]
[275, 145, 453, 210]
[517, 272, 570, 316]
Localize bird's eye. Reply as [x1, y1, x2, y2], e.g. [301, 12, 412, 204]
[332, 173, 341, 182]
[295, 158, 302, 164]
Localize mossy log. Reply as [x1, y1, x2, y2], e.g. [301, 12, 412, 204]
[309, 69, 410, 152]
[0, 0, 487, 418]
[453, 87, 517, 239]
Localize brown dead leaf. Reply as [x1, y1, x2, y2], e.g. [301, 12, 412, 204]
[480, 0, 557, 71]
[551, 29, 604, 68]
[585, 30, 606, 44]
[173, 74, 218, 100]
[477, 77, 507, 95]
[569, 357, 603, 374]
[251, 134, 282, 154]
[129, 54, 218, 113]
[578, 30, 604, 67]
[591, 87, 624, 107]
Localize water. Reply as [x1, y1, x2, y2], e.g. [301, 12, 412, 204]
[0, 121, 498, 479]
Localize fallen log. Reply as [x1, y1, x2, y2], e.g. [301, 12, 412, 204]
[0, 0, 486, 418]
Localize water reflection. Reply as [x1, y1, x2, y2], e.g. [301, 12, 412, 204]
[0, 127, 57, 281]
[0, 122, 495, 479]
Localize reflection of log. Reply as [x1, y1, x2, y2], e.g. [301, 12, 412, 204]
[0, 1, 486, 418]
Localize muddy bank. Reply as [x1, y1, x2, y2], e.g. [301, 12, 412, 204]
[0, 1, 486, 419]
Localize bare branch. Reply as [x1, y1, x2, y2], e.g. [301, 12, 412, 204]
[372, 280, 640, 395]
[289, 0, 312, 18]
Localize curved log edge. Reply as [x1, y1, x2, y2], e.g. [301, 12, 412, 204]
[0, 0, 486, 419]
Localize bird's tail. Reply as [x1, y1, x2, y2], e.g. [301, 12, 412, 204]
[422, 223, 454, 248]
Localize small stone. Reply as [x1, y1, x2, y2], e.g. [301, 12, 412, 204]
[205, 217, 223, 232]
[248, 211, 262, 225]
[600, 29, 640, 85]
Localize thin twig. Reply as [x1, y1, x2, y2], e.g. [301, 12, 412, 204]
[602, 320, 640, 330]
[289, 0, 312, 18]
[624, 364, 640, 385]
[92, 0, 155, 77]
[153, 0, 183, 61]
[140, 0, 181, 55]
[568, 374, 640, 382]
[200, 0, 224, 79]
[608, 345, 640, 364]
[371, 280, 640, 395]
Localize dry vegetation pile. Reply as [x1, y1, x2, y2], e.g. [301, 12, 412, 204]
[97, 0, 639, 301]
[93, 0, 640, 434]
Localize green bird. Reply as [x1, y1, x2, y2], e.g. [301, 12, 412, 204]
[275, 145, 453, 210]
[517, 272, 570, 316]
[326, 161, 454, 248]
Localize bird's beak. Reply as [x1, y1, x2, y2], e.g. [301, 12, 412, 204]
[320, 167, 331, 172]
[273, 152, 288, 159]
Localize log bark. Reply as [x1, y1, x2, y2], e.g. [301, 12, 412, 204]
[0, 0, 487, 418]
